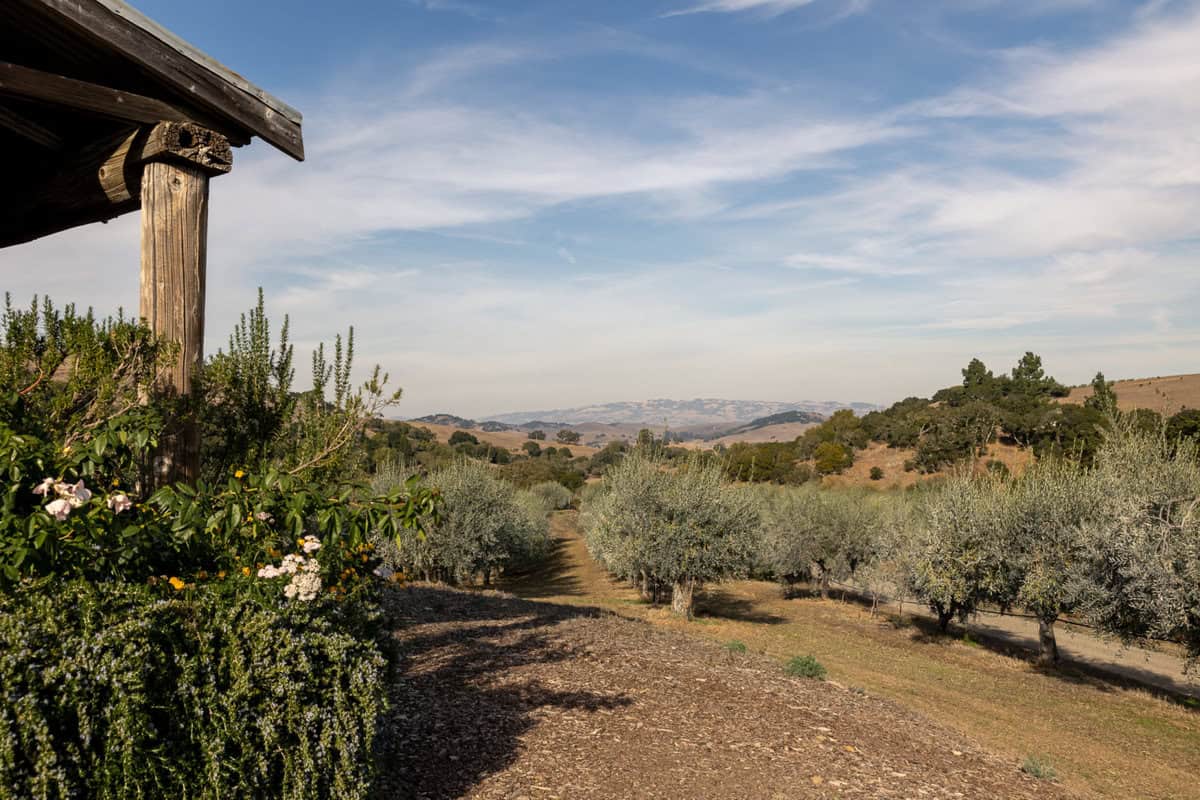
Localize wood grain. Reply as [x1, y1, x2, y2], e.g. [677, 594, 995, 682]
[140, 159, 208, 484]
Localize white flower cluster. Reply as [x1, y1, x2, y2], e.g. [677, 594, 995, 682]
[33, 478, 94, 521]
[257, 537, 323, 602]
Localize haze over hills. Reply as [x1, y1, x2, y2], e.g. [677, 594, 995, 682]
[482, 398, 879, 429]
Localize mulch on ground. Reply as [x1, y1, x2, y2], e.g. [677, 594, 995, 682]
[373, 584, 1071, 800]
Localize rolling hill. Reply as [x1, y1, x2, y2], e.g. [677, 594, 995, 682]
[1061, 373, 1200, 416]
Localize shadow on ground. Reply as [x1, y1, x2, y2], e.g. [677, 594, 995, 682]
[373, 585, 631, 799]
[502, 535, 584, 599]
[801, 581, 1200, 705]
[695, 586, 788, 625]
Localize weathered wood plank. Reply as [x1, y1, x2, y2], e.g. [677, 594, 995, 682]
[0, 60, 193, 125]
[0, 102, 64, 149]
[1, 121, 230, 248]
[20, 0, 304, 160]
[140, 159, 208, 484]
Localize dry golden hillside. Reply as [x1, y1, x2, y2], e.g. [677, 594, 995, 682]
[821, 441, 1033, 490]
[415, 422, 599, 456]
[1062, 373, 1200, 416]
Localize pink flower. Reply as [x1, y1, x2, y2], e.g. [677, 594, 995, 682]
[32, 478, 55, 496]
[45, 498, 72, 521]
[66, 480, 92, 508]
[107, 493, 132, 514]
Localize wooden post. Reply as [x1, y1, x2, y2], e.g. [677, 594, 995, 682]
[138, 122, 231, 485]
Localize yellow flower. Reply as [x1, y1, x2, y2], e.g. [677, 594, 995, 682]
[242, 566, 251, 577]
[217, 570, 227, 580]
[235, 470, 245, 479]
[168, 576, 185, 591]
[197, 570, 208, 580]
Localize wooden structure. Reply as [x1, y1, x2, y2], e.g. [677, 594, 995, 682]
[1, 0, 304, 482]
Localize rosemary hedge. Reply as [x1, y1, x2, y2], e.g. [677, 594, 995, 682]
[0, 581, 386, 800]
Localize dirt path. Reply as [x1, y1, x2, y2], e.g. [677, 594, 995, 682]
[495, 512, 1200, 800]
[376, 584, 1068, 799]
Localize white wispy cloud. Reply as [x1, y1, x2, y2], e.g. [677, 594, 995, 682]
[662, 0, 868, 19]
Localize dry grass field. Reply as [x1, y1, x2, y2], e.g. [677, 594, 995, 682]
[689, 421, 822, 448]
[500, 512, 1200, 800]
[413, 422, 600, 457]
[1061, 373, 1200, 415]
[823, 440, 1034, 489]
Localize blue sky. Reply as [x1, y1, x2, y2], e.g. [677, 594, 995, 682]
[4, 0, 1199, 417]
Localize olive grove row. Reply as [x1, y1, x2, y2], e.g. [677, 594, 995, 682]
[582, 420, 1200, 668]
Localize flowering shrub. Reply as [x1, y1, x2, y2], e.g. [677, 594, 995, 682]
[0, 581, 386, 800]
[0, 292, 439, 798]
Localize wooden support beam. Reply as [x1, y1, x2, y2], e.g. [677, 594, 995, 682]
[0, 102, 63, 149]
[0, 121, 230, 247]
[0, 60, 195, 125]
[140, 158, 210, 485]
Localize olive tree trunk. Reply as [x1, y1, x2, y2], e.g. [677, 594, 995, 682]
[1038, 616, 1060, 666]
[671, 578, 695, 619]
[934, 603, 954, 632]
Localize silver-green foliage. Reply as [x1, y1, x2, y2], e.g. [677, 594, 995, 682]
[375, 460, 549, 582]
[1081, 421, 1200, 661]
[0, 582, 385, 800]
[1006, 458, 1099, 624]
[584, 449, 761, 613]
[529, 481, 573, 511]
[908, 471, 1014, 629]
[760, 486, 887, 596]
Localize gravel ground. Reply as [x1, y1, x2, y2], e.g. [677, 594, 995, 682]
[373, 584, 1073, 800]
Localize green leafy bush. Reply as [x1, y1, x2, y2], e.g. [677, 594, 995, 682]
[785, 655, 826, 679]
[724, 639, 748, 654]
[0, 581, 386, 800]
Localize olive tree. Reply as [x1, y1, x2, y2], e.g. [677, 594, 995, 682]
[584, 449, 760, 618]
[761, 486, 884, 599]
[855, 494, 915, 617]
[1003, 458, 1099, 664]
[1080, 421, 1200, 666]
[908, 471, 1013, 631]
[373, 459, 548, 584]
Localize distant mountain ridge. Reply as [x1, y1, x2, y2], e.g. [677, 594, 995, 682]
[483, 398, 879, 428]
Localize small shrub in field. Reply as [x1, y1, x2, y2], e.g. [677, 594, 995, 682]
[724, 639, 748, 654]
[869, 466, 884, 481]
[1021, 755, 1057, 781]
[785, 655, 826, 679]
[530, 481, 573, 510]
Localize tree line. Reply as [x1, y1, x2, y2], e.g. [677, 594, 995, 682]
[582, 418, 1200, 670]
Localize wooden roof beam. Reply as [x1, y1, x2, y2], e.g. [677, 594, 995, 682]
[0, 61, 242, 142]
[0, 102, 64, 149]
[0, 121, 231, 248]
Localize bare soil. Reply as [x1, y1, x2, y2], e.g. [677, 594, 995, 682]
[497, 513, 1200, 800]
[375, 584, 1069, 800]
